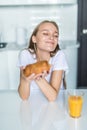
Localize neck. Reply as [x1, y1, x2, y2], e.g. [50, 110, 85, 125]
[36, 50, 50, 62]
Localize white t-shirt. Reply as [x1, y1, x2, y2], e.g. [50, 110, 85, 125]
[17, 49, 69, 91]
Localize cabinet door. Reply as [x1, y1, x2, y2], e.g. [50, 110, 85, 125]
[7, 51, 20, 90]
[63, 47, 78, 89]
[0, 51, 9, 89]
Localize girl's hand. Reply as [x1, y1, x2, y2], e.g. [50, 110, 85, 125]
[20, 66, 49, 81]
[34, 70, 49, 80]
[20, 66, 36, 82]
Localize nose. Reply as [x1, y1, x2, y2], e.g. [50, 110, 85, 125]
[49, 35, 54, 40]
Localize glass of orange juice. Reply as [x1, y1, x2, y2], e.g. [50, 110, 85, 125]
[68, 90, 84, 118]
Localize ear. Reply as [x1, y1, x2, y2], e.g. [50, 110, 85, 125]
[32, 35, 36, 43]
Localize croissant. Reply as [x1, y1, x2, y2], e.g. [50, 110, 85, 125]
[23, 60, 51, 77]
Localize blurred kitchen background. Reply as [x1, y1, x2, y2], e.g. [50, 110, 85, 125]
[0, 0, 87, 90]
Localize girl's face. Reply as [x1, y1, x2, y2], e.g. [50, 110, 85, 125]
[32, 23, 59, 53]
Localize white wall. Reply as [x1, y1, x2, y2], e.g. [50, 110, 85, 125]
[0, 51, 9, 89]
[0, 4, 77, 42]
[0, 2, 78, 89]
[63, 47, 78, 89]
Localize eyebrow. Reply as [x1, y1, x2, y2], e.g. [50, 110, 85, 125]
[39, 29, 59, 34]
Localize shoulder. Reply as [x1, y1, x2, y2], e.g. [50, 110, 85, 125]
[56, 50, 65, 56]
[19, 49, 34, 59]
[17, 49, 35, 67]
[53, 50, 66, 60]
[19, 49, 30, 56]
[51, 50, 69, 72]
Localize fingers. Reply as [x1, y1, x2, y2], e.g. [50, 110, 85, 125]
[20, 66, 26, 70]
[26, 73, 35, 80]
[34, 71, 48, 80]
[21, 69, 49, 81]
[42, 70, 49, 77]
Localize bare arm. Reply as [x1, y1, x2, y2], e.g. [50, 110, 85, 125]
[18, 69, 30, 100]
[18, 66, 64, 101]
[35, 70, 63, 102]
[18, 67, 45, 100]
[18, 67, 36, 100]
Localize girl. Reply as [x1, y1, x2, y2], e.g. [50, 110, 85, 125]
[17, 20, 69, 101]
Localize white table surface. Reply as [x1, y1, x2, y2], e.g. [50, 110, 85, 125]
[0, 89, 87, 130]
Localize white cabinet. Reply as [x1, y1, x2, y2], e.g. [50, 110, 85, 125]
[0, 51, 9, 89]
[63, 47, 78, 89]
[7, 48, 78, 90]
[0, 47, 78, 90]
[0, 46, 78, 90]
[7, 50, 20, 90]
[0, 50, 20, 90]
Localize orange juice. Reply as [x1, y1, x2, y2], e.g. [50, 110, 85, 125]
[68, 95, 83, 118]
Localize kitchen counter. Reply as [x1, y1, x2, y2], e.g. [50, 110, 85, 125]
[59, 40, 80, 49]
[0, 42, 28, 52]
[0, 89, 87, 130]
[0, 40, 80, 52]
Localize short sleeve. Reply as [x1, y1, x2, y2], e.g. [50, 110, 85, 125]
[52, 50, 69, 74]
[17, 49, 33, 67]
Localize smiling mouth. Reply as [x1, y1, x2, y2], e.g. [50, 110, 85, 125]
[46, 41, 54, 45]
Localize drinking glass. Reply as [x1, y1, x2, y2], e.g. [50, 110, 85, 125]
[68, 89, 84, 118]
